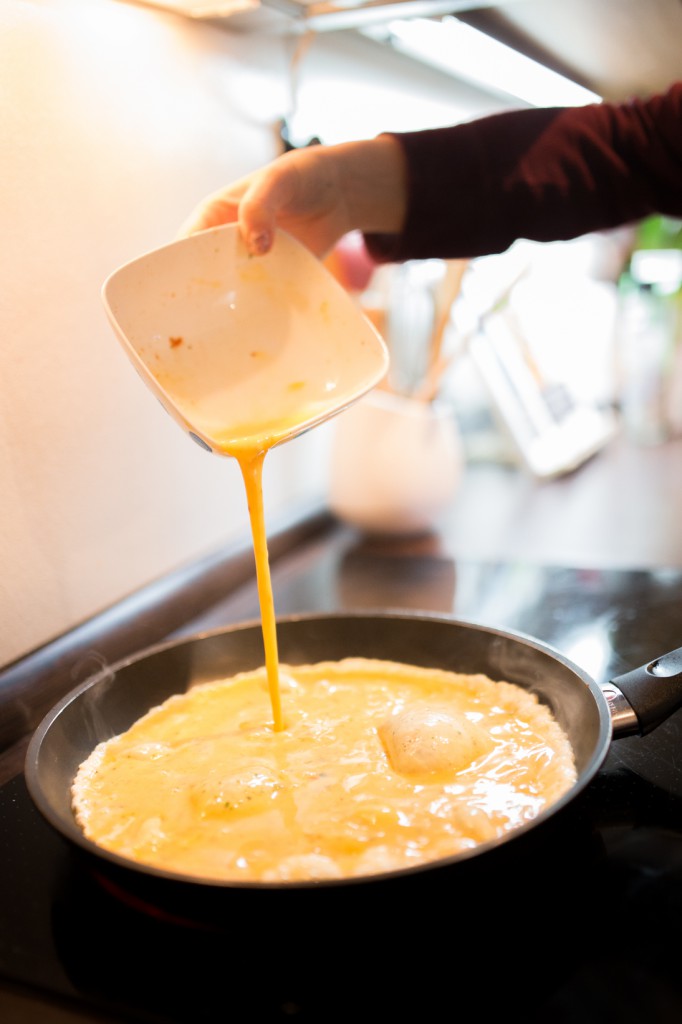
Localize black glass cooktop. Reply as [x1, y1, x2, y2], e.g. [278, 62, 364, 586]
[2, 538, 682, 1023]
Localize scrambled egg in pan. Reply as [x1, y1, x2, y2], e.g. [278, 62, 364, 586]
[72, 658, 576, 882]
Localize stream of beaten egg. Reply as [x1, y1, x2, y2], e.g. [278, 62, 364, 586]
[235, 448, 283, 732]
[210, 398, 331, 733]
[72, 658, 577, 882]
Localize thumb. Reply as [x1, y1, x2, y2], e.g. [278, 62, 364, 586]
[176, 187, 243, 239]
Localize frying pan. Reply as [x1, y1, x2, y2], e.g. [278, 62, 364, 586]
[25, 612, 682, 899]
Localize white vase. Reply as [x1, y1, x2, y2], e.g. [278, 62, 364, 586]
[328, 390, 463, 536]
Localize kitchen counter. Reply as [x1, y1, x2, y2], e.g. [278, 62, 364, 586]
[2, 432, 682, 1022]
[437, 432, 682, 569]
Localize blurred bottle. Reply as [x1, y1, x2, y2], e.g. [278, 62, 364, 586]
[616, 217, 682, 444]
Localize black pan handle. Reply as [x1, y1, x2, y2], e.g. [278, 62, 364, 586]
[610, 647, 682, 735]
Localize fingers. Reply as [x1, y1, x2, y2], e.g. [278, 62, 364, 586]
[177, 147, 346, 257]
[237, 149, 347, 258]
[177, 168, 283, 255]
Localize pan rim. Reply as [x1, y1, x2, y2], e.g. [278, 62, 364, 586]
[24, 610, 612, 891]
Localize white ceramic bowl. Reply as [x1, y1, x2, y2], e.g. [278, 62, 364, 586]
[102, 225, 389, 456]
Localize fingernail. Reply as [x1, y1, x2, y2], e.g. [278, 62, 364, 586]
[248, 230, 271, 256]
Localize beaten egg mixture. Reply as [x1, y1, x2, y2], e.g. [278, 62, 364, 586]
[72, 657, 576, 882]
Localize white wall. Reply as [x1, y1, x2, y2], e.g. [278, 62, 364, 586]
[0, 0, 503, 668]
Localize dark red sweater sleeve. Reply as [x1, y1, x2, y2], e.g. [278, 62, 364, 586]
[365, 82, 682, 262]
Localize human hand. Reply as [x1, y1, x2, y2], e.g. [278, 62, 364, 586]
[178, 136, 406, 259]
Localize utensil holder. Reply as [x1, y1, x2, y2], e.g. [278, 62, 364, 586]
[328, 390, 462, 536]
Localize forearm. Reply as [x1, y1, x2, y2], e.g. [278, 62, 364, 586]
[366, 83, 682, 262]
[328, 134, 408, 236]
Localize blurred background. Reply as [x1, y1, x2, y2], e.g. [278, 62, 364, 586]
[1, 0, 681, 670]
